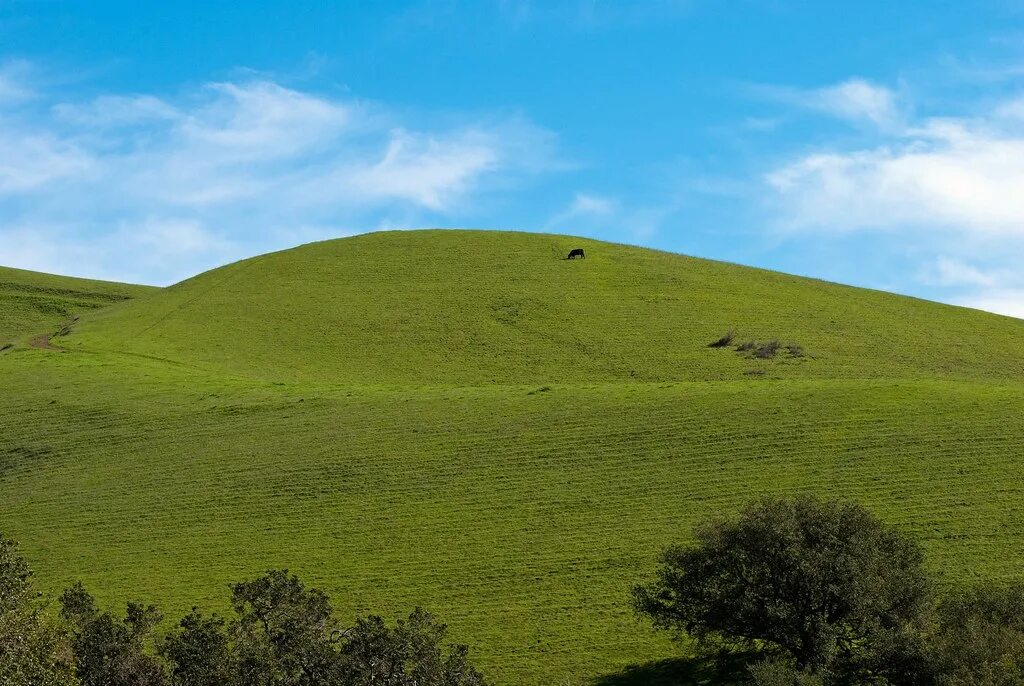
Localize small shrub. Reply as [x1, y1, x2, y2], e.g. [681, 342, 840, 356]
[733, 339, 805, 361]
[709, 331, 736, 348]
[754, 341, 782, 359]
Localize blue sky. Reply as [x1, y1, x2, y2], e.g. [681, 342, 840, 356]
[1, 1, 1023, 318]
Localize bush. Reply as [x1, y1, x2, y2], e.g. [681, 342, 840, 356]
[159, 609, 236, 686]
[59, 583, 167, 686]
[928, 583, 1024, 685]
[0, 534, 75, 686]
[753, 340, 782, 359]
[785, 344, 805, 358]
[633, 495, 931, 679]
[727, 339, 805, 360]
[708, 330, 736, 348]
[52, 568, 489, 686]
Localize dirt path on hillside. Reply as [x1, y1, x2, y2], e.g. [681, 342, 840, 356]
[28, 316, 77, 351]
[29, 333, 64, 351]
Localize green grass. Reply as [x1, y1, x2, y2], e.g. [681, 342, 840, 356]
[2, 230, 1024, 684]
[69, 230, 1024, 384]
[0, 265, 156, 346]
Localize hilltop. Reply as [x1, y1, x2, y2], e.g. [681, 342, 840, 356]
[67, 230, 1024, 384]
[1, 230, 1023, 685]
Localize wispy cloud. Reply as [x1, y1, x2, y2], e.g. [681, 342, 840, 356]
[751, 78, 904, 130]
[547, 192, 616, 226]
[0, 71, 558, 284]
[924, 256, 1001, 288]
[547, 191, 674, 239]
[0, 59, 35, 103]
[809, 79, 902, 128]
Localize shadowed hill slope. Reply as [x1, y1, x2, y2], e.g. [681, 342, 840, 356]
[66, 230, 1024, 384]
[0, 265, 157, 346]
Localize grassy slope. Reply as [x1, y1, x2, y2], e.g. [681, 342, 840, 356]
[69, 230, 1024, 384]
[0, 265, 157, 346]
[2, 230, 1024, 684]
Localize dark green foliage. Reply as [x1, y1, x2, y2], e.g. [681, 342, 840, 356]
[0, 534, 74, 686]
[747, 659, 823, 686]
[159, 609, 236, 686]
[59, 583, 167, 686]
[229, 570, 341, 686]
[47, 566, 491, 686]
[226, 570, 487, 686]
[633, 495, 931, 678]
[928, 583, 1024, 685]
[339, 607, 486, 686]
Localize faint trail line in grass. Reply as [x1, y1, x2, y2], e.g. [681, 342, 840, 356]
[129, 254, 270, 339]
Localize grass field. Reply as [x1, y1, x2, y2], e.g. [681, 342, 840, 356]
[0, 265, 155, 347]
[2, 230, 1024, 684]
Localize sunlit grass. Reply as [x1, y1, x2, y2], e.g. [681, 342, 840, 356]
[2, 230, 1023, 684]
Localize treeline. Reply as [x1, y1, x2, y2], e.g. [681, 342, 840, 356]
[0, 538, 485, 686]
[6, 496, 1024, 685]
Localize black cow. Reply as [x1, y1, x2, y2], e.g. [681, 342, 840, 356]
[567, 248, 586, 260]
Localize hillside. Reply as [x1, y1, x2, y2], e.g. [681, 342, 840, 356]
[2, 230, 1024, 685]
[67, 230, 1024, 384]
[0, 265, 157, 347]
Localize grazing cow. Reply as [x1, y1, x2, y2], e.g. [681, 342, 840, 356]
[567, 248, 586, 260]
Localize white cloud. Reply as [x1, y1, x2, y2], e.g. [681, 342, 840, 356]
[956, 289, 1024, 319]
[53, 95, 180, 127]
[127, 217, 235, 256]
[546, 191, 672, 239]
[347, 128, 499, 209]
[811, 79, 902, 128]
[922, 258, 1024, 319]
[178, 81, 351, 159]
[564, 192, 616, 217]
[0, 74, 558, 284]
[926, 257, 1000, 288]
[767, 113, 1024, 236]
[752, 78, 902, 129]
[995, 96, 1024, 121]
[567, 193, 615, 216]
[0, 130, 94, 192]
[761, 77, 1024, 320]
[546, 192, 617, 229]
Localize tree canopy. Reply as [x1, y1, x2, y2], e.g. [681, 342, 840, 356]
[633, 495, 932, 680]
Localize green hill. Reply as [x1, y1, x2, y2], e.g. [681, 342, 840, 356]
[0, 265, 156, 347]
[2, 230, 1023, 684]
[69, 230, 1024, 384]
